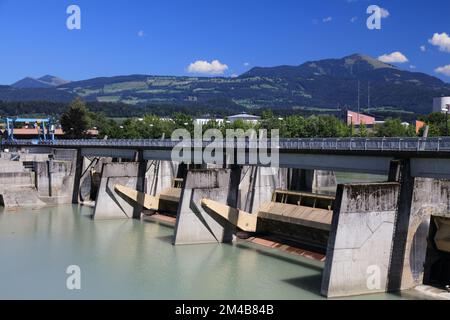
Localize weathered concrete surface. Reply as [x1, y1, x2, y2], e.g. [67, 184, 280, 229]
[0, 186, 46, 209]
[387, 159, 450, 292]
[76, 156, 113, 203]
[173, 168, 240, 245]
[52, 149, 78, 162]
[146, 160, 179, 196]
[0, 169, 43, 209]
[258, 202, 332, 232]
[0, 159, 29, 173]
[238, 167, 289, 214]
[237, 167, 336, 214]
[392, 178, 450, 290]
[35, 160, 75, 205]
[0, 172, 34, 186]
[0, 154, 39, 209]
[0, 156, 40, 209]
[321, 183, 399, 298]
[1, 151, 50, 162]
[115, 184, 160, 210]
[288, 169, 337, 193]
[93, 162, 146, 220]
[201, 198, 258, 232]
[79, 157, 94, 202]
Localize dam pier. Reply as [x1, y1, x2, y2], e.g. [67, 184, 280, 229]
[1, 138, 450, 298]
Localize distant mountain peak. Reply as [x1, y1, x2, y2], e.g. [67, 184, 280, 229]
[11, 77, 54, 89]
[38, 75, 70, 86]
[242, 53, 398, 79]
[11, 75, 70, 89]
[343, 53, 395, 70]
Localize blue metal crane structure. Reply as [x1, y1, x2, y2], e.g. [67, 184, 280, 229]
[4, 118, 56, 142]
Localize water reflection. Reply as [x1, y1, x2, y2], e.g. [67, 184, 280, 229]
[0, 204, 414, 300]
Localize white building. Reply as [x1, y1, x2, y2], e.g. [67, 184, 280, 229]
[228, 113, 261, 124]
[194, 118, 224, 126]
[433, 97, 450, 113]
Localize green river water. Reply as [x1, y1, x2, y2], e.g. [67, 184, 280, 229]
[0, 173, 427, 300]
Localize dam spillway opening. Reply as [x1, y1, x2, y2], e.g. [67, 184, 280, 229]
[424, 215, 450, 290]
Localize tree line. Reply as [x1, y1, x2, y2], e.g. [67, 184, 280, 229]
[57, 98, 433, 140]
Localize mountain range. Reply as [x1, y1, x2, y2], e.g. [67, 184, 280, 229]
[11, 75, 71, 89]
[2, 54, 450, 115]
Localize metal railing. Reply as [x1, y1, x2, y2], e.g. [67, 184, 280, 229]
[3, 137, 450, 153]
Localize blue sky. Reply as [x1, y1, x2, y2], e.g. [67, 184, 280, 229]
[0, 0, 449, 84]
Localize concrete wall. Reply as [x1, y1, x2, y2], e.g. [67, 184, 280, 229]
[173, 168, 240, 245]
[238, 167, 289, 214]
[392, 177, 450, 291]
[93, 162, 145, 220]
[0, 168, 42, 209]
[288, 169, 337, 193]
[0, 186, 46, 208]
[35, 160, 75, 205]
[321, 183, 400, 298]
[146, 160, 179, 196]
[0, 172, 34, 186]
[0, 159, 28, 173]
[75, 156, 113, 203]
[0, 150, 76, 209]
[237, 167, 337, 214]
[387, 159, 450, 292]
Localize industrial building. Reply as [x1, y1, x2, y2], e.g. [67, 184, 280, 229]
[433, 97, 450, 113]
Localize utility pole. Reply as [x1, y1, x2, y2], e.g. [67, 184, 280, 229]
[357, 80, 360, 114]
[446, 104, 450, 136]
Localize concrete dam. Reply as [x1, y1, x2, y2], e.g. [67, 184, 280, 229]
[1, 138, 450, 299]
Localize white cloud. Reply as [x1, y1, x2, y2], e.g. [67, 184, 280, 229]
[137, 30, 145, 37]
[244, 62, 250, 67]
[380, 8, 390, 18]
[230, 74, 239, 78]
[429, 32, 450, 53]
[323, 16, 332, 23]
[420, 45, 426, 52]
[435, 65, 450, 76]
[187, 60, 229, 75]
[350, 16, 358, 23]
[409, 65, 416, 69]
[378, 51, 409, 64]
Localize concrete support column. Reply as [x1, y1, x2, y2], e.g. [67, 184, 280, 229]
[387, 159, 415, 292]
[173, 167, 240, 245]
[72, 149, 84, 204]
[321, 182, 400, 298]
[135, 150, 147, 219]
[93, 162, 145, 220]
[387, 159, 442, 291]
